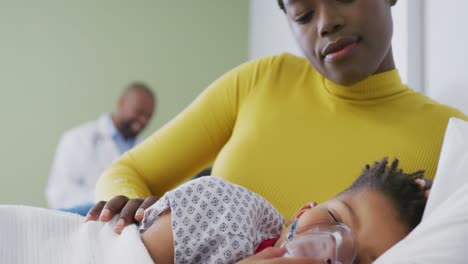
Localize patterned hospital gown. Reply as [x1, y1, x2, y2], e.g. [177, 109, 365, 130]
[139, 177, 285, 264]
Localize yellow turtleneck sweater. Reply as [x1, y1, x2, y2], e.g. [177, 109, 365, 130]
[96, 53, 467, 218]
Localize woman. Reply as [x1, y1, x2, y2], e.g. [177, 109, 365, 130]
[89, 0, 465, 254]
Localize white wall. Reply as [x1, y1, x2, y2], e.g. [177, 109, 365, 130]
[425, 0, 468, 114]
[392, 1, 409, 86]
[248, 0, 413, 87]
[249, 0, 301, 59]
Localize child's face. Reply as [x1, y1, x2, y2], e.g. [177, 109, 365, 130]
[283, 0, 396, 85]
[276, 189, 409, 264]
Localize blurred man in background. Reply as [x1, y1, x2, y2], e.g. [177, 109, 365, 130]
[46, 82, 156, 214]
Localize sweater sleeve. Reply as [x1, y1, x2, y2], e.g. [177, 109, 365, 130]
[95, 59, 265, 201]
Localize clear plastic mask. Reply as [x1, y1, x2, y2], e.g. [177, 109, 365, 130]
[282, 221, 356, 264]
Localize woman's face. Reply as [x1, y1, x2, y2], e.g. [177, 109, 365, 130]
[283, 0, 396, 85]
[276, 190, 409, 264]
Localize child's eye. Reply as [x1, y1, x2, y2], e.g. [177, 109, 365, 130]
[295, 11, 314, 24]
[327, 209, 340, 223]
[353, 257, 361, 264]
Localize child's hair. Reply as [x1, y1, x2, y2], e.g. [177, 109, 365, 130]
[344, 158, 427, 230]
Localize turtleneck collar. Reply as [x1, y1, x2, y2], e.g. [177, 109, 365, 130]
[322, 69, 408, 101]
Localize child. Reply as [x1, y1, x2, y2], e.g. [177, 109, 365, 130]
[140, 158, 426, 264]
[0, 158, 425, 264]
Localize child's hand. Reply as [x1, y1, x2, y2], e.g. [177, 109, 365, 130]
[85, 195, 158, 234]
[237, 247, 331, 264]
[415, 178, 432, 199]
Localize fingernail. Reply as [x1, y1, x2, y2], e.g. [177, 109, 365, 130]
[100, 209, 110, 220]
[136, 208, 144, 218]
[114, 219, 124, 233]
[415, 179, 425, 186]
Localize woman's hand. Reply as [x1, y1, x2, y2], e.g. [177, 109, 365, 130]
[85, 195, 158, 234]
[237, 247, 331, 264]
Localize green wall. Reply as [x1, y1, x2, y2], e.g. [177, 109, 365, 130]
[0, 1, 248, 206]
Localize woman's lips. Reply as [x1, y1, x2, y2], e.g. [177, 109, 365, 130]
[322, 37, 359, 63]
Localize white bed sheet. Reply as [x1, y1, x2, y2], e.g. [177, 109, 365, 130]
[0, 205, 153, 264]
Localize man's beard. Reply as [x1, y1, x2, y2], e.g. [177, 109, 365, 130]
[120, 122, 138, 138]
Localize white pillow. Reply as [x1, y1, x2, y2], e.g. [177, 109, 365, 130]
[374, 118, 468, 264]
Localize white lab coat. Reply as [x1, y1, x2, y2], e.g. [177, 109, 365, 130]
[46, 114, 140, 209]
